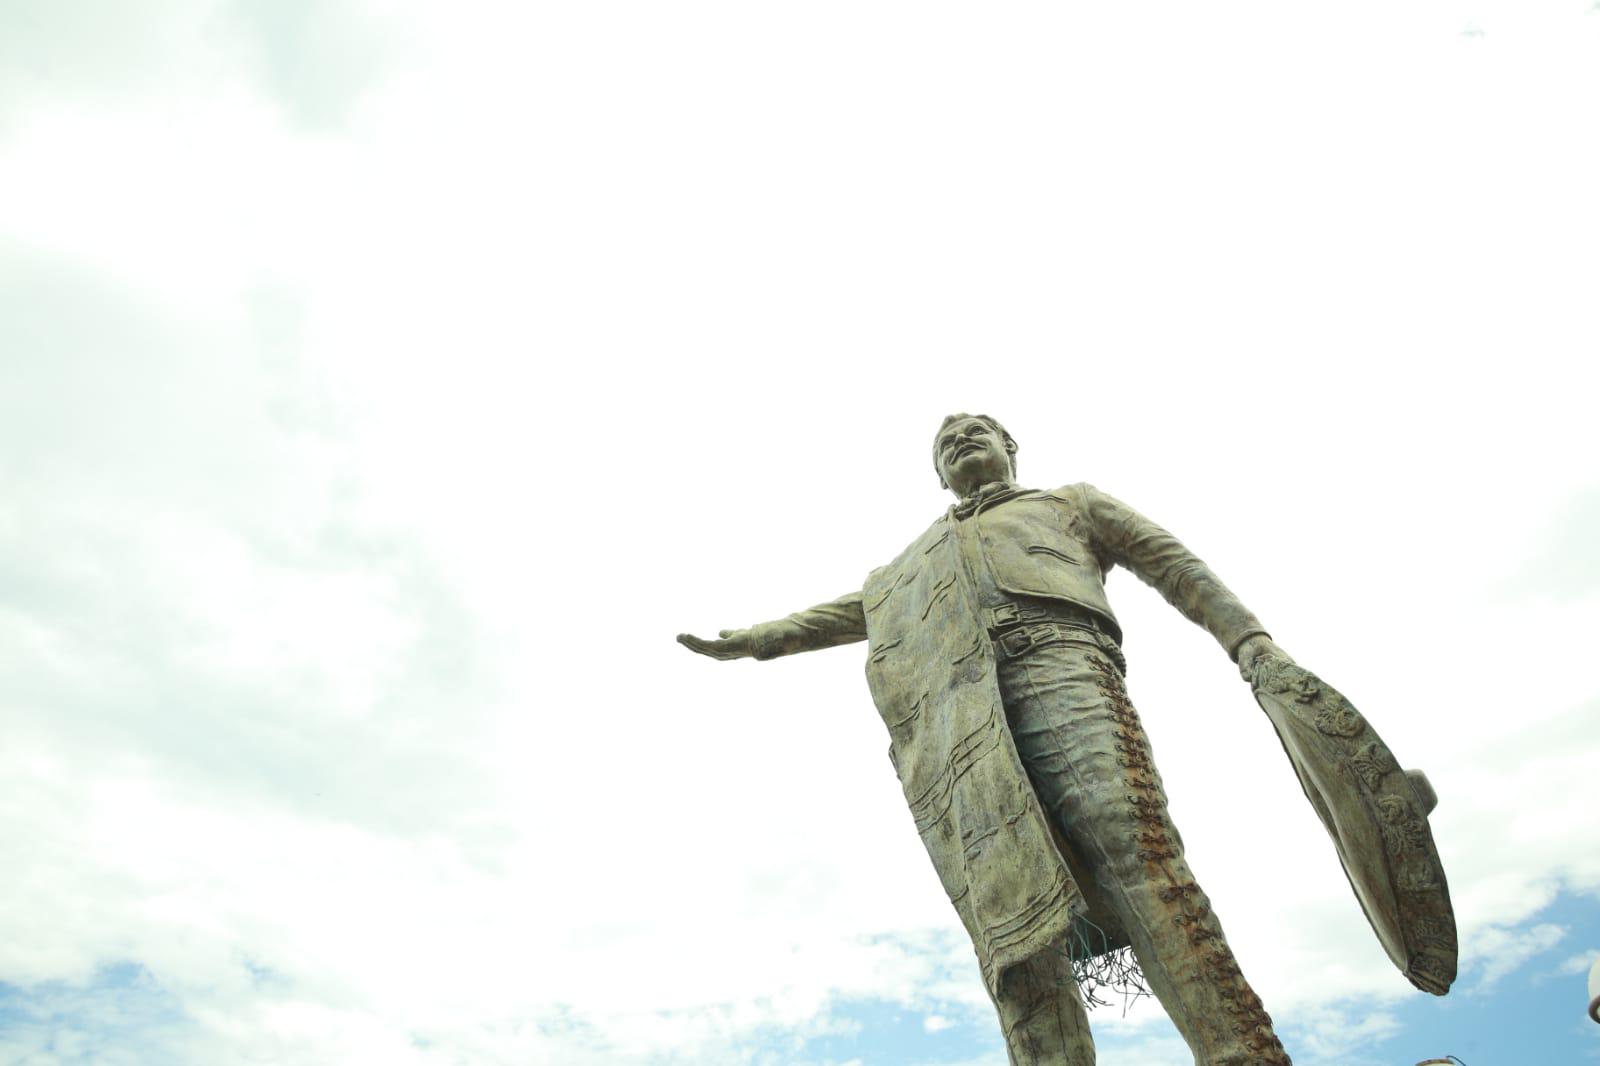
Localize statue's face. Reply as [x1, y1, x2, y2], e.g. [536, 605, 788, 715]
[935, 416, 1013, 497]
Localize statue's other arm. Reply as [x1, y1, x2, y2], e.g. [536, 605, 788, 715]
[678, 591, 867, 662]
[1080, 483, 1274, 663]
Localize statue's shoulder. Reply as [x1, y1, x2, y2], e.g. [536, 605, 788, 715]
[1033, 484, 1100, 542]
[1033, 482, 1091, 509]
[863, 511, 952, 591]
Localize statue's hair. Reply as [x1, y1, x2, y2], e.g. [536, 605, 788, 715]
[933, 412, 1018, 487]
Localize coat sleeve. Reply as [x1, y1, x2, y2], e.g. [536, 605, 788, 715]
[1079, 483, 1269, 659]
[748, 591, 868, 660]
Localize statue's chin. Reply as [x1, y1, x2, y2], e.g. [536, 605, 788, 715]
[949, 465, 1005, 497]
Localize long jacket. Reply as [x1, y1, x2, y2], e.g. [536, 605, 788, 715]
[748, 483, 1267, 994]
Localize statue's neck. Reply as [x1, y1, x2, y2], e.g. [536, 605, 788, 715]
[961, 479, 1015, 502]
[951, 479, 1021, 518]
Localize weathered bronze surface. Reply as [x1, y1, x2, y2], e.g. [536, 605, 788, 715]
[1249, 658, 1457, 996]
[679, 414, 1456, 1065]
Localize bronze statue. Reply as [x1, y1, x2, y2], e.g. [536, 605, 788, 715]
[679, 414, 1454, 1065]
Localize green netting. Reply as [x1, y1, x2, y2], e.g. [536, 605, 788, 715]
[1062, 917, 1152, 1012]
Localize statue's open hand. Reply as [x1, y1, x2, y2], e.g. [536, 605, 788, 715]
[676, 629, 754, 661]
[1235, 634, 1290, 684]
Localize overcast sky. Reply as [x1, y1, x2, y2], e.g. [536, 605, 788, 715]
[2, 2, 1598, 1064]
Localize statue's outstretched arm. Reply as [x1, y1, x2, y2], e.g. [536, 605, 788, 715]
[678, 591, 867, 662]
[1080, 483, 1286, 676]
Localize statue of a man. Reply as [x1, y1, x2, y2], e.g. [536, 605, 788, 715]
[680, 413, 1298, 1064]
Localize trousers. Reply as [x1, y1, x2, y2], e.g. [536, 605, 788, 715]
[986, 620, 1291, 1066]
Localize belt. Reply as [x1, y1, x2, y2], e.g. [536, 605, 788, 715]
[984, 601, 1122, 662]
[985, 600, 1113, 635]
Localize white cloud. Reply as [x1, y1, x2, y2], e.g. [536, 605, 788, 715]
[2, 2, 1599, 1064]
[1092, 1032, 1196, 1066]
[1467, 923, 1569, 993]
[1283, 1003, 1404, 1066]
[1558, 950, 1600, 977]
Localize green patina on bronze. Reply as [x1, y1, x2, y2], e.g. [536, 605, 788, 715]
[679, 414, 1456, 1066]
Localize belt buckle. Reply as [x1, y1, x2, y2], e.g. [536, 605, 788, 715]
[990, 604, 1020, 629]
[1000, 626, 1034, 658]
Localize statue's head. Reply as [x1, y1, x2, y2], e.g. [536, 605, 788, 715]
[933, 413, 1017, 497]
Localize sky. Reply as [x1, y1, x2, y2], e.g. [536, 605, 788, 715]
[1, 1, 1598, 1064]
